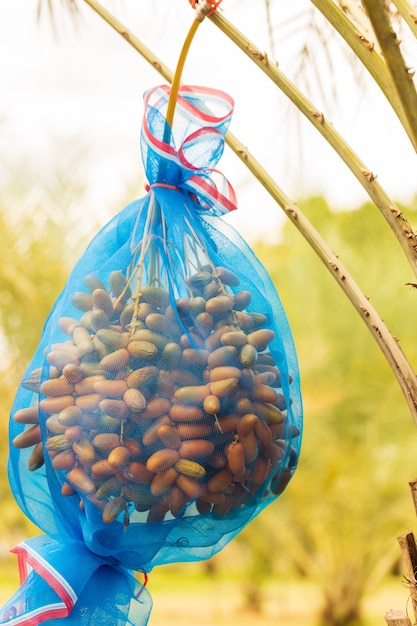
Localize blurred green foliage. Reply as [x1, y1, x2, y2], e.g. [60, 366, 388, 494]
[1, 170, 417, 624]
[0, 154, 98, 542]
[248, 195, 417, 624]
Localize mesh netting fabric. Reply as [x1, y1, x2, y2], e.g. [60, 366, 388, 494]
[3, 85, 302, 625]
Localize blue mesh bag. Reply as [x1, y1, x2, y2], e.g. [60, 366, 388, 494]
[2, 85, 302, 625]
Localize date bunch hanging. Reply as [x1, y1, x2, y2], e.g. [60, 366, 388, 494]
[2, 84, 302, 626]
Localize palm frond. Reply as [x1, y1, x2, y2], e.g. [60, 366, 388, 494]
[36, 0, 80, 19]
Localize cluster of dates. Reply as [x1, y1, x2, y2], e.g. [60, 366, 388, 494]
[12, 265, 299, 526]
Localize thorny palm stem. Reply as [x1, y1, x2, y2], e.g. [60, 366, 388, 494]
[82, 0, 417, 423]
[362, 0, 417, 151]
[339, 0, 381, 51]
[311, 0, 415, 144]
[209, 9, 417, 278]
[391, 0, 417, 39]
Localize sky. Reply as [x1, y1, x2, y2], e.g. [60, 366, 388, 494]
[1, 0, 417, 244]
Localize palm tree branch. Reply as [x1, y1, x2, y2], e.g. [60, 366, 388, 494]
[362, 0, 417, 150]
[311, 0, 416, 147]
[391, 0, 417, 39]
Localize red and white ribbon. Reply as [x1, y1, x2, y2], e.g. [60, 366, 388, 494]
[141, 84, 237, 216]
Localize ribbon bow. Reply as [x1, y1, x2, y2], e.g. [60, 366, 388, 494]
[141, 84, 237, 216]
[0, 536, 151, 626]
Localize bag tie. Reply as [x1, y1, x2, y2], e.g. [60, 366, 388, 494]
[141, 84, 237, 216]
[0, 535, 152, 626]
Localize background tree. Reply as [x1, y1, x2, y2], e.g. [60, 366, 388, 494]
[0, 143, 99, 543]
[252, 196, 417, 624]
